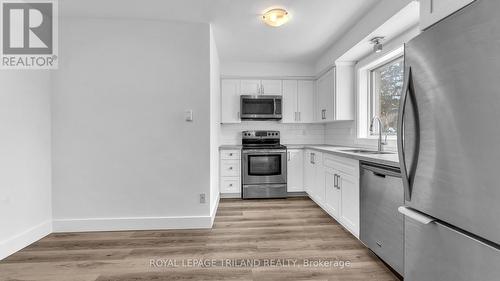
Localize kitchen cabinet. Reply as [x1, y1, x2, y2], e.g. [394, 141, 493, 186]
[240, 79, 282, 95]
[420, 0, 475, 30]
[287, 149, 304, 192]
[304, 150, 325, 205]
[282, 80, 298, 123]
[324, 168, 341, 219]
[297, 80, 315, 123]
[282, 80, 314, 123]
[334, 63, 355, 121]
[322, 153, 360, 237]
[219, 149, 241, 196]
[221, 79, 241, 123]
[304, 150, 315, 193]
[338, 171, 359, 235]
[261, 80, 282, 95]
[315, 68, 335, 122]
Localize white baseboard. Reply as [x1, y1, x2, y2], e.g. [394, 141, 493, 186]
[0, 220, 52, 260]
[53, 215, 214, 233]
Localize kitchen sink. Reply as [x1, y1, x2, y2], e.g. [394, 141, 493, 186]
[341, 149, 395, 155]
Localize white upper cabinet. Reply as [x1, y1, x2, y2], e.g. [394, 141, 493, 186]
[420, 0, 476, 30]
[297, 80, 314, 123]
[281, 80, 314, 123]
[221, 79, 241, 124]
[316, 68, 335, 122]
[335, 63, 355, 121]
[240, 80, 282, 95]
[240, 80, 261, 95]
[282, 80, 298, 123]
[261, 80, 282, 95]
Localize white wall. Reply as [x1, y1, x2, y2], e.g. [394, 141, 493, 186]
[209, 25, 221, 221]
[0, 71, 52, 260]
[221, 62, 315, 78]
[221, 123, 325, 145]
[51, 18, 213, 231]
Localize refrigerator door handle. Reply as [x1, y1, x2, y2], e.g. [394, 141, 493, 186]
[397, 66, 420, 201]
[398, 206, 436, 225]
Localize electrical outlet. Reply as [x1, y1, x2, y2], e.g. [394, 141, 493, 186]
[199, 193, 206, 204]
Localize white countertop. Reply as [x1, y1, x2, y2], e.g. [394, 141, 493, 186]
[220, 144, 399, 168]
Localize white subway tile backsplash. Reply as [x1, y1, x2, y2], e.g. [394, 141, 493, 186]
[220, 122, 325, 145]
[324, 121, 356, 146]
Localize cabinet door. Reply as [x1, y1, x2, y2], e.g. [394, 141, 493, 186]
[221, 79, 241, 123]
[312, 153, 325, 204]
[339, 172, 360, 236]
[287, 149, 304, 192]
[282, 80, 298, 123]
[335, 64, 355, 121]
[420, 0, 475, 30]
[240, 80, 261, 95]
[316, 68, 335, 121]
[324, 169, 340, 219]
[297, 80, 314, 123]
[303, 150, 315, 193]
[261, 80, 282, 95]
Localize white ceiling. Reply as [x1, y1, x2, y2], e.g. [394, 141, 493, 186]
[59, 0, 381, 63]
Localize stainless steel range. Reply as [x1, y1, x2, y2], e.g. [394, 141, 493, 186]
[241, 130, 287, 199]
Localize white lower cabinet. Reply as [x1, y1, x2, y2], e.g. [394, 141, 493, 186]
[304, 149, 360, 237]
[324, 168, 341, 218]
[219, 149, 241, 196]
[304, 150, 325, 204]
[338, 170, 359, 236]
[287, 149, 304, 192]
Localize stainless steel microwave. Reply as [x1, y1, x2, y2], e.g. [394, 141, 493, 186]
[240, 95, 282, 120]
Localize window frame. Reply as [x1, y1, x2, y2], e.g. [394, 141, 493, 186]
[356, 46, 404, 142]
[368, 55, 404, 137]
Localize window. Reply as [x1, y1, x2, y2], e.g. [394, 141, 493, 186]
[369, 56, 404, 136]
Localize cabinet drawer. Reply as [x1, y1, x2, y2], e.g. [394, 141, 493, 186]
[220, 150, 241, 160]
[220, 178, 240, 193]
[323, 154, 357, 176]
[221, 160, 240, 177]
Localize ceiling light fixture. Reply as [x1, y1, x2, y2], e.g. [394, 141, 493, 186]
[370, 37, 385, 53]
[262, 8, 290, 27]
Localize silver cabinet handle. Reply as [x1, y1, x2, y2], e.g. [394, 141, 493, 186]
[322, 109, 326, 120]
[229, 166, 233, 170]
[310, 153, 315, 164]
[398, 206, 436, 224]
[229, 184, 233, 187]
[294, 112, 297, 121]
[237, 111, 240, 119]
[298, 112, 301, 121]
[229, 153, 233, 156]
[334, 174, 338, 188]
[337, 175, 341, 189]
[287, 151, 291, 161]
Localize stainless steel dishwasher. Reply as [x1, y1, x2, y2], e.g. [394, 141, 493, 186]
[360, 162, 404, 276]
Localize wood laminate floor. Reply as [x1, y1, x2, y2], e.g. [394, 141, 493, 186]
[0, 197, 399, 281]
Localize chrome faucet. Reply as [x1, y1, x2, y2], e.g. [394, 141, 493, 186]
[370, 116, 387, 152]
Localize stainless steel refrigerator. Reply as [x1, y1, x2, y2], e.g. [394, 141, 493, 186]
[397, 0, 500, 280]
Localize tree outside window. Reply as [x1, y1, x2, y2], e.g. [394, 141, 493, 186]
[370, 57, 404, 136]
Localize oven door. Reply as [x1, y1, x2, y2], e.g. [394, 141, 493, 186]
[242, 149, 287, 185]
[240, 95, 282, 120]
